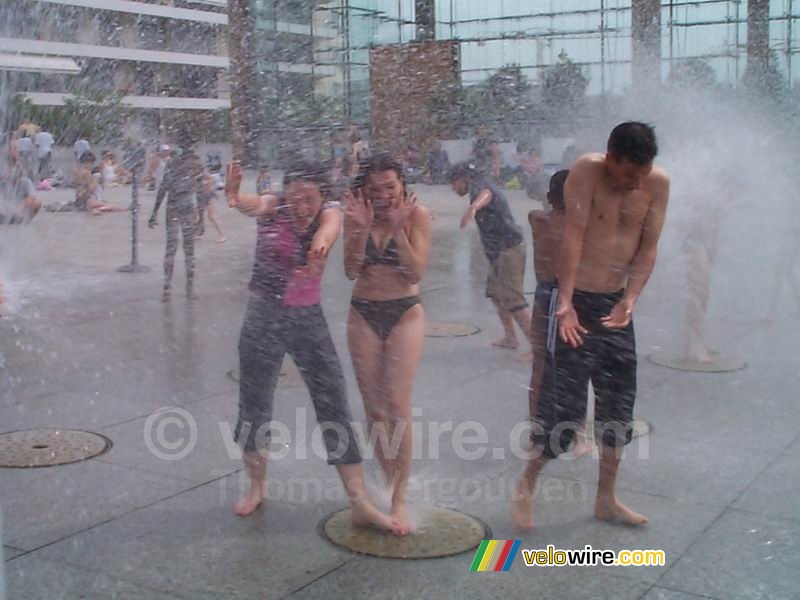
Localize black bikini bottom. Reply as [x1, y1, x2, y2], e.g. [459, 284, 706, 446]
[350, 296, 422, 342]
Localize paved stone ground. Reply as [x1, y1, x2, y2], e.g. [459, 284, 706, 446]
[1, 175, 798, 599]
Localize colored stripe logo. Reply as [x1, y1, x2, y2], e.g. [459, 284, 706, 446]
[470, 540, 521, 572]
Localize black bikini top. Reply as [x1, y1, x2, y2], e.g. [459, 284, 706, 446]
[364, 235, 401, 267]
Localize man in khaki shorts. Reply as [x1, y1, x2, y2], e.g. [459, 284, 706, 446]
[450, 162, 532, 354]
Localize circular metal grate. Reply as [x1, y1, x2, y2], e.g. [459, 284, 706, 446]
[320, 507, 490, 559]
[425, 321, 481, 338]
[0, 428, 111, 468]
[648, 351, 747, 373]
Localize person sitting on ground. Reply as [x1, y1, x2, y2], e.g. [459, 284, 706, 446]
[72, 152, 128, 215]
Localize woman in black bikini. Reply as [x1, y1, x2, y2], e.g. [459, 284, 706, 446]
[343, 154, 432, 532]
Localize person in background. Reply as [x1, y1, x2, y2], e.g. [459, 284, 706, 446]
[14, 131, 35, 180]
[450, 161, 533, 356]
[34, 128, 54, 181]
[471, 123, 501, 181]
[72, 152, 127, 215]
[196, 168, 225, 243]
[256, 163, 272, 196]
[149, 144, 204, 301]
[424, 140, 450, 185]
[73, 135, 90, 164]
[0, 162, 41, 224]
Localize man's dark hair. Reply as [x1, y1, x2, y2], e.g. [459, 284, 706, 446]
[607, 122, 658, 165]
[355, 153, 405, 190]
[283, 160, 330, 196]
[80, 151, 96, 165]
[447, 161, 477, 183]
[548, 170, 569, 212]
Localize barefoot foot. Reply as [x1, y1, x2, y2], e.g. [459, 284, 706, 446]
[511, 482, 534, 531]
[217, 236, 227, 243]
[390, 502, 413, 536]
[514, 351, 534, 363]
[595, 498, 649, 526]
[351, 501, 409, 536]
[233, 486, 265, 516]
[492, 337, 519, 350]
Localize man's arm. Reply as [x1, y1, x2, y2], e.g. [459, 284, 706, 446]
[460, 188, 492, 229]
[623, 173, 670, 304]
[555, 157, 596, 346]
[557, 157, 595, 305]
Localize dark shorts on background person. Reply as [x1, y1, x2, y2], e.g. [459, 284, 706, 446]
[235, 293, 361, 465]
[486, 242, 528, 312]
[530, 279, 557, 347]
[533, 288, 637, 458]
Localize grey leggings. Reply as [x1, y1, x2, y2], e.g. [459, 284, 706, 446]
[164, 201, 196, 290]
[235, 293, 362, 465]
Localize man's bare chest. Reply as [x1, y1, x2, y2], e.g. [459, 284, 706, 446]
[590, 186, 650, 234]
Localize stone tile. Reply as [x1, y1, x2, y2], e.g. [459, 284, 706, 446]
[733, 452, 800, 521]
[613, 429, 775, 508]
[35, 476, 356, 599]
[659, 509, 800, 600]
[0, 459, 192, 550]
[640, 586, 724, 600]
[0, 390, 172, 433]
[7, 554, 186, 599]
[3, 545, 24, 561]
[288, 555, 649, 600]
[97, 407, 242, 485]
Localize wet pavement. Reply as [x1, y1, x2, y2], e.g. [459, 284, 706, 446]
[1, 176, 798, 599]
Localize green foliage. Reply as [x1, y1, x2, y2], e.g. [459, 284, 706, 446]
[668, 58, 718, 90]
[428, 64, 545, 138]
[5, 89, 128, 146]
[542, 51, 589, 111]
[741, 50, 789, 103]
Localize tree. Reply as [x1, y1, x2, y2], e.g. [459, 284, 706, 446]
[542, 51, 589, 112]
[741, 49, 788, 103]
[429, 64, 543, 139]
[668, 58, 718, 90]
[5, 89, 127, 146]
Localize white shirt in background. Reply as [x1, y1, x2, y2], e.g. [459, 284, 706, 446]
[34, 131, 54, 158]
[16, 137, 32, 155]
[74, 139, 90, 159]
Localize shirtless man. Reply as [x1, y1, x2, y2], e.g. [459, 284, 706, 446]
[512, 122, 669, 530]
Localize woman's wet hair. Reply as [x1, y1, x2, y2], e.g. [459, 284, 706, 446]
[548, 169, 569, 212]
[80, 151, 96, 165]
[282, 160, 330, 197]
[354, 153, 406, 191]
